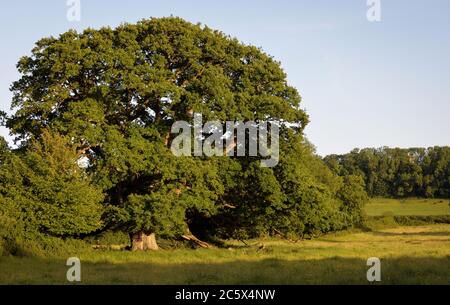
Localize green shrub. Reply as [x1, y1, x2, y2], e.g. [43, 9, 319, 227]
[84, 231, 130, 247]
[394, 215, 450, 226]
[1, 211, 91, 258]
[1, 233, 91, 258]
[363, 215, 450, 231]
[363, 216, 398, 230]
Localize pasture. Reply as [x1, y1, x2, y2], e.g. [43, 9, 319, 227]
[1, 224, 449, 285]
[1, 198, 449, 285]
[365, 198, 450, 216]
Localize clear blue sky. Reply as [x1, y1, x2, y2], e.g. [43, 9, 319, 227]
[1, 0, 449, 156]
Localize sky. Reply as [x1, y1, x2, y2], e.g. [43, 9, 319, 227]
[0, 0, 449, 156]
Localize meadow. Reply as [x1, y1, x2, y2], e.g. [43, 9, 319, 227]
[0, 225, 449, 285]
[1, 199, 449, 285]
[365, 198, 450, 216]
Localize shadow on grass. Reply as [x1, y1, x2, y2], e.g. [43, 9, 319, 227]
[1, 255, 449, 285]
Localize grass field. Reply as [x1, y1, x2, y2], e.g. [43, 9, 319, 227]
[365, 198, 450, 216]
[1, 224, 449, 285]
[1, 198, 449, 285]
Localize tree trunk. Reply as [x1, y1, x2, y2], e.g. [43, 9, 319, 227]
[131, 232, 159, 251]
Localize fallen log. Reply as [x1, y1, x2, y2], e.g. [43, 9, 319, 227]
[182, 234, 211, 249]
[273, 228, 299, 243]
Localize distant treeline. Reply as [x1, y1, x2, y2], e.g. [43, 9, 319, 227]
[324, 147, 450, 198]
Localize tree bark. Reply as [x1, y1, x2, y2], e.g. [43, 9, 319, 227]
[131, 232, 159, 251]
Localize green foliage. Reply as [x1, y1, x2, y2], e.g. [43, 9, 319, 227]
[394, 215, 450, 226]
[84, 230, 130, 247]
[325, 147, 450, 198]
[0, 136, 8, 154]
[2, 17, 369, 254]
[6, 17, 308, 239]
[0, 210, 22, 256]
[337, 175, 368, 227]
[0, 131, 104, 238]
[202, 133, 367, 240]
[363, 216, 399, 231]
[364, 215, 450, 231]
[0, 209, 91, 257]
[270, 134, 340, 237]
[0, 111, 6, 127]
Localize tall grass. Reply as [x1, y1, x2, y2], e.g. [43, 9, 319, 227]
[1, 224, 449, 285]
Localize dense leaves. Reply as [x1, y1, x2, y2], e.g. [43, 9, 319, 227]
[194, 132, 367, 240]
[325, 147, 450, 198]
[1, 17, 367, 252]
[0, 131, 104, 237]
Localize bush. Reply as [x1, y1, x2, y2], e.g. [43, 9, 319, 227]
[1, 210, 91, 257]
[363, 215, 450, 231]
[364, 216, 398, 230]
[84, 231, 130, 247]
[0, 131, 105, 238]
[0, 208, 24, 256]
[1, 230, 91, 258]
[394, 215, 450, 226]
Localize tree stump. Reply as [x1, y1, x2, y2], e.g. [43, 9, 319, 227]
[131, 232, 159, 251]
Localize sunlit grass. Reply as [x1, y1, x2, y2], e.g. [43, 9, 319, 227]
[1, 224, 449, 285]
[365, 198, 450, 216]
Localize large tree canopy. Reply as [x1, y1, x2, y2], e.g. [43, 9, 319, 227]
[8, 17, 307, 142]
[2, 17, 365, 250]
[6, 17, 308, 238]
